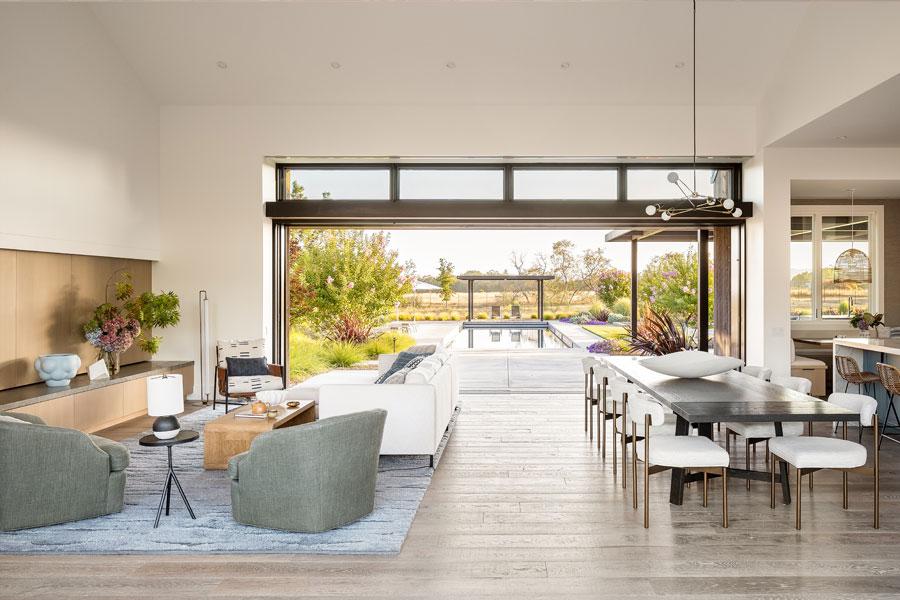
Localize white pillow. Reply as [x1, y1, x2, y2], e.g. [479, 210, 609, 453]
[0, 415, 30, 425]
[640, 351, 743, 378]
[406, 361, 439, 384]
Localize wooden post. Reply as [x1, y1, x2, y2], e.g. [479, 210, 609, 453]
[698, 229, 709, 352]
[630, 238, 638, 334]
[467, 279, 474, 321]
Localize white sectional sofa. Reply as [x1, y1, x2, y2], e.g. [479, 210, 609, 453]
[288, 352, 458, 463]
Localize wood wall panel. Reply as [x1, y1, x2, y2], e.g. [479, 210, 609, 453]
[15, 251, 76, 386]
[0, 250, 17, 389]
[1, 250, 153, 391]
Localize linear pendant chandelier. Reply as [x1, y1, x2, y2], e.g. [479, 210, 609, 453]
[644, 0, 742, 222]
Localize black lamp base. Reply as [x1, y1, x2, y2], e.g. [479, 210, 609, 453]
[152, 415, 181, 440]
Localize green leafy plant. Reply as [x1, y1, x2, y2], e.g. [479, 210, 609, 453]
[849, 309, 884, 332]
[322, 341, 366, 367]
[361, 332, 416, 359]
[82, 272, 180, 357]
[625, 308, 696, 356]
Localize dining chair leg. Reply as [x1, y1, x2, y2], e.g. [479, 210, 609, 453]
[584, 374, 589, 433]
[621, 395, 628, 490]
[702, 471, 708, 507]
[795, 468, 802, 530]
[842, 471, 848, 509]
[874, 415, 880, 529]
[745, 439, 751, 490]
[599, 381, 607, 456]
[725, 430, 730, 453]
[589, 397, 594, 442]
[722, 468, 728, 528]
[612, 400, 617, 475]
[770, 455, 776, 509]
[643, 427, 650, 529]
[632, 423, 638, 510]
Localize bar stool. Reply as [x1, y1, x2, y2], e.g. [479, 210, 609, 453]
[875, 363, 900, 448]
[835, 356, 880, 396]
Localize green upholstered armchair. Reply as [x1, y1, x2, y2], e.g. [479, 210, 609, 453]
[0, 411, 129, 531]
[229, 409, 387, 533]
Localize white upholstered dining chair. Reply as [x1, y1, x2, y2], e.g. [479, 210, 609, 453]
[628, 395, 731, 528]
[723, 374, 811, 490]
[740, 365, 772, 381]
[769, 392, 880, 530]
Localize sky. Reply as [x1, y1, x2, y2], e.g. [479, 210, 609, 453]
[380, 229, 694, 277]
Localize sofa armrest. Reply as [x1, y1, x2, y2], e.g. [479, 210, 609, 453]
[0, 411, 46, 425]
[89, 435, 130, 472]
[228, 451, 249, 480]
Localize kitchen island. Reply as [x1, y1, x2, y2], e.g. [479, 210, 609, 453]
[832, 337, 900, 437]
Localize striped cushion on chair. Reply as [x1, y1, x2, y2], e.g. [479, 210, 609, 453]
[227, 375, 284, 394]
[217, 338, 266, 368]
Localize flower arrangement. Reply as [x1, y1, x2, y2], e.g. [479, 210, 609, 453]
[82, 272, 180, 373]
[849, 309, 884, 335]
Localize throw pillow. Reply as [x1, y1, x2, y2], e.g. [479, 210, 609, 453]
[640, 351, 742, 378]
[0, 415, 29, 425]
[381, 355, 426, 385]
[226, 356, 270, 377]
[375, 349, 432, 384]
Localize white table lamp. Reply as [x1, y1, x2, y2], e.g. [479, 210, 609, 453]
[147, 374, 185, 439]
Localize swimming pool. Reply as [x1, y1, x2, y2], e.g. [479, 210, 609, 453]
[447, 326, 568, 350]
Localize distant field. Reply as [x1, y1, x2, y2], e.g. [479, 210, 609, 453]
[583, 324, 628, 339]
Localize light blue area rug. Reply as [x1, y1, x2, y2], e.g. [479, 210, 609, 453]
[0, 405, 457, 555]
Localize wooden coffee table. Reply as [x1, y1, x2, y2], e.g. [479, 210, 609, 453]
[203, 400, 317, 470]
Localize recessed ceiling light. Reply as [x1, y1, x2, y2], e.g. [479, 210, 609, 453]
[445, 61, 456, 69]
[330, 61, 342, 70]
[674, 61, 686, 69]
[216, 61, 228, 69]
[835, 135, 849, 140]
[560, 61, 571, 70]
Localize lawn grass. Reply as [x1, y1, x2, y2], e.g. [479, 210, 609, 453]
[583, 324, 628, 339]
[288, 328, 417, 384]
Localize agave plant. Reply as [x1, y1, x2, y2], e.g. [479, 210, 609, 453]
[625, 308, 696, 356]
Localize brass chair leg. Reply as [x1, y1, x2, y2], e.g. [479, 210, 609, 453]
[843, 470, 848, 509]
[703, 471, 708, 507]
[643, 418, 650, 529]
[584, 374, 588, 433]
[722, 468, 729, 528]
[589, 397, 594, 442]
[874, 415, 880, 529]
[770, 454, 776, 509]
[745, 439, 751, 490]
[632, 423, 638, 509]
[612, 400, 617, 475]
[599, 381, 607, 457]
[796, 468, 802, 530]
[725, 430, 730, 453]
[621, 395, 628, 489]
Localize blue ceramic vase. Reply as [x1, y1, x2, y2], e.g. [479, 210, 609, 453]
[34, 354, 82, 387]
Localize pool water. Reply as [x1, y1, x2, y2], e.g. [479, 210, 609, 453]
[448, 326, 568, 350]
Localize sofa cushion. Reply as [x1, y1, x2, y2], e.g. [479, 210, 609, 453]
[375, 348, 432, 384]
[383, 356, 426, 384]
[227, 375, 284, 394]
[406, 356, 442, 384]
[640, 351, 742, 378]
[792, 355, 827, 368]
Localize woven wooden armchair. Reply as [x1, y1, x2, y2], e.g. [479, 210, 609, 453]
[875, 362, 900, 448]
[835, 355, 880, 395]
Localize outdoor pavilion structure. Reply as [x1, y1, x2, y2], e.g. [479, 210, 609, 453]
[457, 274, 555, 326]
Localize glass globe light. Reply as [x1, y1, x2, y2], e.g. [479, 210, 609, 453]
[645, 205, 657, 216]
[722, 198, 735, 211]
[661, 210, 672, 222]
[732, 207, 742, 218]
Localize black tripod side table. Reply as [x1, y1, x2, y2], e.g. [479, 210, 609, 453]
[139, 430, 199, 528]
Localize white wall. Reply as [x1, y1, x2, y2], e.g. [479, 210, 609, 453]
[156, 103, 757, 395]
[758, 1, 900, 147]
[0, 4, 160, 260]
[744, 147, 900, 374]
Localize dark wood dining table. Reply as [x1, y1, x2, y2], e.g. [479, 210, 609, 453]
[605, 356, 860, 505]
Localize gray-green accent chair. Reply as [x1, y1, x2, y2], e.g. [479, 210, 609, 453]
[229, 409, 387, 533]
[0, 412, 129, 531]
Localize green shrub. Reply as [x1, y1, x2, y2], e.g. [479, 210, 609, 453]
[503, 313, 510, 319]
[288, 329, 330, 383]
[543, 312, 556, 320]
[529, 313, 538, 319]
[423, 314, 434, 321]
[612, 297, 631, 317]
[476, 312, 488, 320]
[398, 313, 412, 321]
[588, 302, 606, 317]
[361, 332, 415, 359]
[322, 341, 366, 367]
[413, 313, 424, 321]
[438, 312, 450, 321]
[449, 312, 461, 320]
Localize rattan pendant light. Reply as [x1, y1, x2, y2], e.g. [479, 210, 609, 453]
[833, 188, 872, 284]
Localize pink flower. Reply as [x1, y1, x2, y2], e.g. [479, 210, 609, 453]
[347, 281, 355, 289]
[326, 276, 334, 285]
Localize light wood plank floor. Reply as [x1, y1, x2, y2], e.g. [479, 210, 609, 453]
[3, 392, 900, 599]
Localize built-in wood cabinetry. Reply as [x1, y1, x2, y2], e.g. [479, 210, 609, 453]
[0, 249, 152, 391]
[7, 363, 193, 434]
